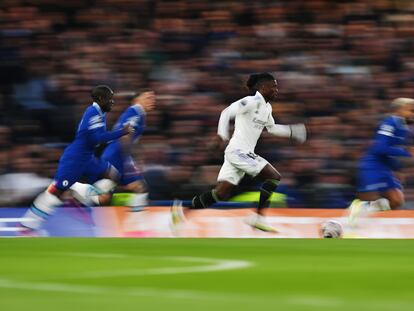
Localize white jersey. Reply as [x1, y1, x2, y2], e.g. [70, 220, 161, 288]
[217, 91, 291, 153]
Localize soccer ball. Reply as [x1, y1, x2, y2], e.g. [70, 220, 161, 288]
[320, 220, 343, 238]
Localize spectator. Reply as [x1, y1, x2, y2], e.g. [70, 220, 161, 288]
[2, 1, 414, 208]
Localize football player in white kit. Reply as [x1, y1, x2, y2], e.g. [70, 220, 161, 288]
[172, 73, 306, 232]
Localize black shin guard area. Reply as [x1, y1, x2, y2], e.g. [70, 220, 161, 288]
[259, 179, 280, 209]
[261, 179, 279, 193]
[192, 190, 218, 209]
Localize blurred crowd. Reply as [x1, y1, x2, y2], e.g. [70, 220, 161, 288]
[2, 0, 414, 208]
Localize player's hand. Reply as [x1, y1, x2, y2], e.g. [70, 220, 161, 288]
[123, 124, 135, 135]
[214, 135, 229, 152]
[289, 124, 307, 143]
[218, 138, 229, 152]
[208, 135, 228, 152]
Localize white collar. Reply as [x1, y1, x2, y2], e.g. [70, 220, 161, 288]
[132, 104, 146, 115]
[92, 102, 104, 116]
[391, 115, 407, 128]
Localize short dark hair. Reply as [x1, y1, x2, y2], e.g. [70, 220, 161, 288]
[127, 92, 139, 102]
[91, 85, 113, 102]
[246, 73, 275, 93]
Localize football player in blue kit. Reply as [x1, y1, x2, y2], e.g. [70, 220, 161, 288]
[349, 98, 414, 224]
[20, 85, 133, 233]
[100, 91, 155, 209]
[71, 91, 155, 210]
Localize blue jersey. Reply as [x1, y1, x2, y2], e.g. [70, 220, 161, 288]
[61, 102, 125, 162]
[104, 105, 145, 155]
[53, 102, 126, 190]
[359, 115, 411, 171]
[100, 105, 146, 185]
[114, 104, 146, 143]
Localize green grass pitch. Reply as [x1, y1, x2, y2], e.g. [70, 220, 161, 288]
[0, 238, 413, 311]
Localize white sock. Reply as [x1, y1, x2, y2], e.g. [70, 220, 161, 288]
[21, 191, 62, 230]
[93, 179, 117, 194]
[70, 182, 100, 205]
[70, 182, 89, 195]
[361, 198, 391, 213]
[127, 193, 148, 207]
[372, 198, 391, 211]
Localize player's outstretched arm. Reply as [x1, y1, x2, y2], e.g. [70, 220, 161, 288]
[90, 123, 132, 145]
[265, 110, 306, 143]
[266, 122, 307, 143]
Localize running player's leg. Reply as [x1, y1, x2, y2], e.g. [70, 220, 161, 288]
[121, 180, 148, 211]
[243, 164, 280, 233]
[381, 173, 404, 209]
[93, 164, 120, 204]
[172, 181, 235, 226]
[171, 156, 240, 225]
[349, 169, 396, 224]
[71, 158, 120, 206]
[20, 162, 82, 232]
[256, 164, 281, 216]
[381, 188, 404, 210]
[190, 156, 240, 210]
[114, 156, 148, 211]
[192, 182, 234, 209]
[349, 190, 393, 225]
[231, 151, 279, 232]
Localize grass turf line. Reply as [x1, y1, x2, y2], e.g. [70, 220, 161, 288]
[0, 238, 413, 311]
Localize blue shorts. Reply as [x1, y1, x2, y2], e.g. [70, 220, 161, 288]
[54, 156, 110, 191]
[357, 169, 402, 193]
[101, 145, 143, 186]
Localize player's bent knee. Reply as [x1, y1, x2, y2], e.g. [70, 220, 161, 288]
[386, 190, 405, 210]
[390, 198, 404, 210]
[261, 166, 281, 181]
[275, 172, 282, 181]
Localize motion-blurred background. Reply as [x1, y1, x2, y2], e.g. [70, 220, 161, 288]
[2, 0, 414, 208]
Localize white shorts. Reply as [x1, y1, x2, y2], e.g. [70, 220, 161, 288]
[217, 149, 269, 185]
